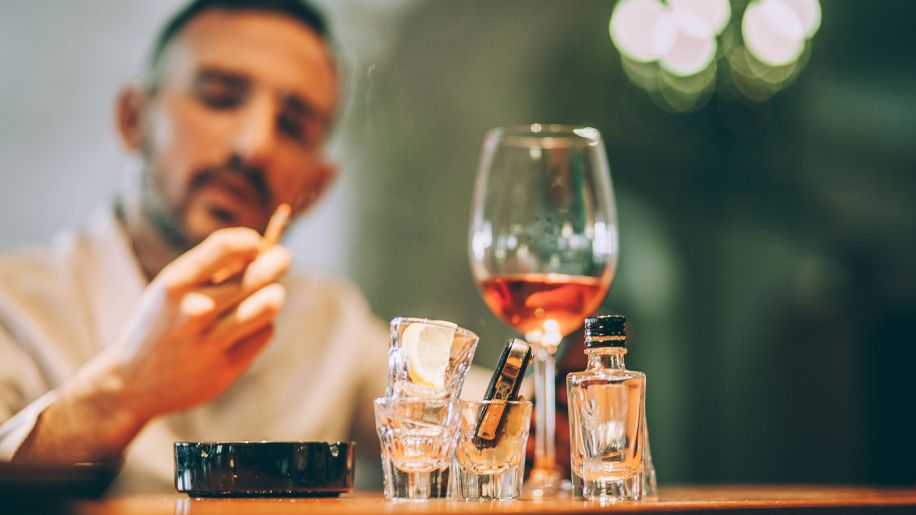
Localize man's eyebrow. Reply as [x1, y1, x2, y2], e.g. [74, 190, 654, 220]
[191, 66, 332, 126]
[194, 67, 251, 89]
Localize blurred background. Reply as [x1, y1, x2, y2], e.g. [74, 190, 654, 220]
[1, 0, 913, 485]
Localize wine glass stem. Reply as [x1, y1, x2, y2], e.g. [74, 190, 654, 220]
[532, 344, 557, 473]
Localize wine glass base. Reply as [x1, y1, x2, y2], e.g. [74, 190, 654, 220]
[524, 468, 564, 498]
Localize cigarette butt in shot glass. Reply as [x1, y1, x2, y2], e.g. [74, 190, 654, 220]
[210, 203, 291, 284]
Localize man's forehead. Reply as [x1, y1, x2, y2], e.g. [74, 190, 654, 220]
[157, 9, 337, 113]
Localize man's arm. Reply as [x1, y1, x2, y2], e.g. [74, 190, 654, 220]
[11, 227, 290, 464]
[12, 356, 146, 463]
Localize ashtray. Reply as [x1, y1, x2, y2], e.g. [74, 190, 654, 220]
[174, 441, 355, 497]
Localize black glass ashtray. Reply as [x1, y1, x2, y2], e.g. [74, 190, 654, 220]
[174, 441, 355, 497]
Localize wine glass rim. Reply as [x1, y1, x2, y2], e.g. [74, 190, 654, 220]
[487, 123, 602, 146]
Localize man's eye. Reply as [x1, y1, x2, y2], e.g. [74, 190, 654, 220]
[278, 113, 307, 143]
[197, 89, 244, 110]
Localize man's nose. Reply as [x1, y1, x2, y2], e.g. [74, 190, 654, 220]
[234, 95, 276, 166]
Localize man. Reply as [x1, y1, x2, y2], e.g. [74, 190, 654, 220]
[0, 0, 390, 493]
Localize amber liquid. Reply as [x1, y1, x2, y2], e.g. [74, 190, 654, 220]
[480, 273, 610, 338]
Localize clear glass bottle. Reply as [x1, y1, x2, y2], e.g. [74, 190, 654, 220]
[566, 314, 654, 500]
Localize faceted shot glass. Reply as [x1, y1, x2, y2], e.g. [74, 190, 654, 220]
[386, 317, 479, 399]
[374, 397, 460, 500]
[451, 400, 532, 500]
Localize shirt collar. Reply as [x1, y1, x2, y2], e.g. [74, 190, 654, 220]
[80, 205, 148, 350]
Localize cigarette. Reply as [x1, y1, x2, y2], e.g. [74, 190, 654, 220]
[259, 203, 291, 252]
[210, 203, 291, 284]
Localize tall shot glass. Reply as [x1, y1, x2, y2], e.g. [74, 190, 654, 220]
[451, 400, 532, 500]
[374, 398, 459, 500]
[387, 317, 479, 399]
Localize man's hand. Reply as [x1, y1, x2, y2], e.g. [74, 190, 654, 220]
[110, 227, 290, 418]
[14, 228, 290, 464]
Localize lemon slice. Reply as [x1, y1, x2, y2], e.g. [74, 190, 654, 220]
[403, 320, 457, 390]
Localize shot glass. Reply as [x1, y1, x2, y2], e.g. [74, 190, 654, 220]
[387, 317, 479, 399]
[451, 400, 532, 500]
[374, 397, 459, 500]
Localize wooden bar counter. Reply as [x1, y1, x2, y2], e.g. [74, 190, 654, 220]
[67, 485, 916, 514]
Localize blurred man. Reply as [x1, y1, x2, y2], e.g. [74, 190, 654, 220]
[0, 0, 390, 493]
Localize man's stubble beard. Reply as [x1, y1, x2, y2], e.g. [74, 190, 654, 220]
[139, 144, 197, 253]
[137, 143, 275, 255]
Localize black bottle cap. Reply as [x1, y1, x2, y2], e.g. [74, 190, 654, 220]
[584, 315, 627, 347]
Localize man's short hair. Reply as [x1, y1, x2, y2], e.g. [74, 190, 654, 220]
[148, 0, 331, 83]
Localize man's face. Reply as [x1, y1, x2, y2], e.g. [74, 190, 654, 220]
[136, 10, 338, 248]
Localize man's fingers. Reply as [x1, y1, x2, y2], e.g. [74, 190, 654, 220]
[239, 245, 291, 292]
[178, 246, 291, 324]
[205, 283, 286, 348]
[159, 228, 262, 291]
[225, 324, 275, 368]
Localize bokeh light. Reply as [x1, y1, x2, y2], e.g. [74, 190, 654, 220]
[609, 0, 821, 112]
[743, 0, 805, 66]
[610, 0, 677, 63]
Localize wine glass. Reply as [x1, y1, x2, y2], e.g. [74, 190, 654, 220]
[468, 124, 618, 496]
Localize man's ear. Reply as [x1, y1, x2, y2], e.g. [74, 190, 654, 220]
[293, 160, 338, 214]
[116, 86, 147, 152]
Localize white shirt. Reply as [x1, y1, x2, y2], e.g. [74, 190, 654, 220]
[0, 207, 391, 494]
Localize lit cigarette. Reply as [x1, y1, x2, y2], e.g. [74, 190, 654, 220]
[210, 203, 291, 284]
[259, 203, 291, 252]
